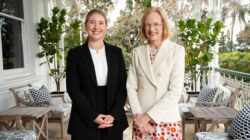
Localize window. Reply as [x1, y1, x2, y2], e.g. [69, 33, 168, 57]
[0, 0, 24, 70]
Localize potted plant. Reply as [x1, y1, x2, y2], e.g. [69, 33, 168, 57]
[177, 15, 224, 92]
[36, 7, 66, 94]
[36, 7, 81, 94]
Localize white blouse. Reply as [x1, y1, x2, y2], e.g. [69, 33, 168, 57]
[89, 46, 108, 86]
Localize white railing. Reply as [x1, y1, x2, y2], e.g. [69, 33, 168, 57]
[184, 67, 250, 110]
[214, 68, 250, 110]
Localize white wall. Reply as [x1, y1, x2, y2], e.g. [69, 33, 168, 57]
[0, 0, 49, 111]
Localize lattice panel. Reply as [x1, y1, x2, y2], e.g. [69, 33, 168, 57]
[220, 75, 250, 110]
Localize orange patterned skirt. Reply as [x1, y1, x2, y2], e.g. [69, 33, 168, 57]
[132, 121, 182, 140]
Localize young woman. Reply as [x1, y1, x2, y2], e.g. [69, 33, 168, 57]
[127, 7, 185, 140]
[66, 9, 128, 140]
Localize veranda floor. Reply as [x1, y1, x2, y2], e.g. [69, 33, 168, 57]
[47, 118, 213, 140]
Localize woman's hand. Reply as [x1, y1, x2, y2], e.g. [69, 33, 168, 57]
[94, 114, 114, 129]
[138, 123, 156, 134]
[133, 113, 151, 128]
[103, 115, 114, 124]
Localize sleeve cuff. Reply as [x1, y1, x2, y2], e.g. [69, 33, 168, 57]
[90, 112, 99, 122]
[110, 111, 120, 123]
[147, 110, 161, 124]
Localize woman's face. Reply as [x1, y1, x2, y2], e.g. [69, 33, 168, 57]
[85, 13, 107, 41]
[144, 11, 163, 43]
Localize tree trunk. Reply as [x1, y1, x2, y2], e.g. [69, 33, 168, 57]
[55, 80, 61, 94]
[230, 11, 236, 52]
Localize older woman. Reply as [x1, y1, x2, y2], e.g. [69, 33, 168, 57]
[127, 7, 185, 140]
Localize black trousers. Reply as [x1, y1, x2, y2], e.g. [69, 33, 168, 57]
[72, 86, 123, 140]
[71, 132, 122, 140]
[97, 86, 107, 114]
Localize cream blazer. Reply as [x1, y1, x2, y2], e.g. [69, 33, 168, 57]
[126, 39, 185, 124]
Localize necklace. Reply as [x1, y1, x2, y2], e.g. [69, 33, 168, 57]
[149, 47, 159, 63]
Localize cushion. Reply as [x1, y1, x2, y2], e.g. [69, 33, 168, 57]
[224, 85, 236, 93]
[179, 102, 195, 114]
[15, 89, 34, 106]
[29, 85, 52, 105]
[179, 88, 189, 103]
[229, 104, 250, 139]
[39, 85, 50, 94]
[213, 85, 231, 103]
[196, 85, 218, 103]
[49, 103, 72, 119]
[196, 132, 233, 140]
[13, 86, 34, 106]
[0, 130, 36, 140]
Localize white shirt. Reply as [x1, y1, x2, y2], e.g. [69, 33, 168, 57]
[89, 46, 108, 86]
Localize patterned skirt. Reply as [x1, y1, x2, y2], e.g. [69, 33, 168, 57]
[132, 121, 182, 140]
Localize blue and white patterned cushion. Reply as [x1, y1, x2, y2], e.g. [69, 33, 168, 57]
[29, 85, 52, 104]
[39, 85, 50, 94]
[197, 85, 218, 103]
[229, 104, 250, 139]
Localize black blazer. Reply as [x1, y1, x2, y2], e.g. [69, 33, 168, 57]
[66, 42, 128, 137]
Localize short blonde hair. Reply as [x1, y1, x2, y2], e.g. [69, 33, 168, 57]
[141, 7, 172, 41]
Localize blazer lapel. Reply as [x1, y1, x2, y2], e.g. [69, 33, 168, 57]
[152, 39, 170, 72]
[137, 45, 157, 87]
[105, 43, 114, 88]
[81, 43, 98, 86]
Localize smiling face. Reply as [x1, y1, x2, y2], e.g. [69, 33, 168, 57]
[85, 13, 107, 42]
[144, 11, 163, 44]
[141, 7, 172, 44]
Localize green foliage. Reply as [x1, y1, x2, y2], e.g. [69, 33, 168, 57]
[64, 20, 82, 65]
[219, 31, 231, 53]
[108, 1, 151, 67]
[221, 1, 248, 52]
[177, 18, 224, 91]
[237, 25, 250, 51]
[126, 0, 133, 11]
[84, 0, 113, 13]
[37, 7, 73, 93]
[70, 0, 114, 42]
[219, 51, 250, 73]
[142, 0, 151, 8]
[110, 4, 145, 51]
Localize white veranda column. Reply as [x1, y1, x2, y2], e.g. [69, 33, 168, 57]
[207, 0, 221, 87]
[57, 0, 67, 92]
